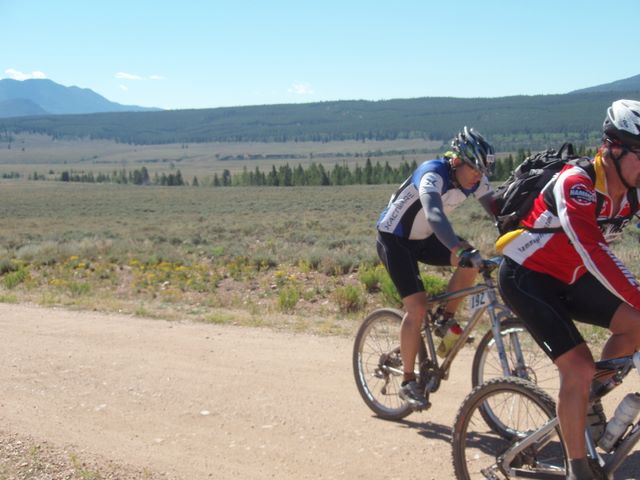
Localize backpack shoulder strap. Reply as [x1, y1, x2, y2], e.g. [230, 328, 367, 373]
[528, 158, 597, 233]
[573, 159, 605, 214]
[558, 142, 576, 159]
[627, 188, 638, 215]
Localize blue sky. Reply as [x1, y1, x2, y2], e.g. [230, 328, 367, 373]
[3, 0, 639, 110]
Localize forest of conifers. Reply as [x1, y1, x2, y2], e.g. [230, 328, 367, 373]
[2, 90, 639, 151]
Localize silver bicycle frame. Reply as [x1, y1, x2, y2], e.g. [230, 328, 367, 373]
[431, 284, 516, 380]
[499, 351, 640, 478]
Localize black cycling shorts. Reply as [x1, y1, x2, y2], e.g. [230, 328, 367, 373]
[498, 256, 621, 361]
[376, 231, 461, 299]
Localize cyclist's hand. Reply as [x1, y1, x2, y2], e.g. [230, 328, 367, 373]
[458, 248, 483, 268]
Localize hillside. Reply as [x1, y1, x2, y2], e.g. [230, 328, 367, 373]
[3, 90, 640, 151]
[0, 98, 47, 117]
[1, 76, 640, 151]
[570, 73, 640, 94]
[0, 79, 159, 117]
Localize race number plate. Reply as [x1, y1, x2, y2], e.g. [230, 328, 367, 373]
[468, 291, 488, 314]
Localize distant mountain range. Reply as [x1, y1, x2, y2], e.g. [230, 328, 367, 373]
[569, 74, 640, 94]
[1, 76, 639, 150]
[0, 79, 160, 117]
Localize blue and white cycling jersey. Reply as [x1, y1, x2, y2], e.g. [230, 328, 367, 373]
[376, 158, 491, 240]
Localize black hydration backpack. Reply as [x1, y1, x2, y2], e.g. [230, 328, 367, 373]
[493, 143, 638, 235]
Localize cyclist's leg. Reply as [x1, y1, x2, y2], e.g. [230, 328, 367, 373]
[400, 292, 428, 382]
[603, 302, 640, 359]
[376, 233, 429, 406]
[564, 271, 635, 375]
[445, 266, 477, 314]
[498, 258, 597, 466]
[557, 272, 631, 478]
[554, 344, 595, 460]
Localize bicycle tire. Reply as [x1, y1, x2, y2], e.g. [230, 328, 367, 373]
[451, 377, 566, 480]
[471, 317, 559, 436]
[352, 308, 426, 420]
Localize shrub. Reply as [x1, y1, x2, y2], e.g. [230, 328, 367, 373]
[358, 263, 385, 293]
[301, 248, 325, 271]
[378, 270, 448, 307]
[251, 253, 278, 271]
[278, 285, 300, 313]
[0, 259, 19, 275]
[421, 273, 448, 297]
[319, 253, 358, 276]
[334, 284, 366, 313]
[68, 281, 91, 296]
[3, 267, 29, 289]
[16, 241, 62, 266]
[379, 272, 402, 307]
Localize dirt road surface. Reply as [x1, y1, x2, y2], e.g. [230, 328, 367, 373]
[1, 304, 638, 479]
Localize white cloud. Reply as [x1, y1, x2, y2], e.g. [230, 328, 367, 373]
[115, 72, 142, 80]
[288, 82, 314, 95]
[4, 68, 47, 80]
[119, 84, 129, 91]
[149, 75, 164, 80]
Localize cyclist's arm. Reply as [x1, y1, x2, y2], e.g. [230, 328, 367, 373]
[475, 176, 499, 217]
[555, 170, 640, 309]
[477, 191, 499, 217]
[419, 172, 464, 252]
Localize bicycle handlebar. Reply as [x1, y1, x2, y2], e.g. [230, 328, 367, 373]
[479, 256, 503, 274]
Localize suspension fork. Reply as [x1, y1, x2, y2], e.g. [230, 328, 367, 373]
[485, 299, 516, 378]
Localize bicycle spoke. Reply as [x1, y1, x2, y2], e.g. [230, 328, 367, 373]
[452, 378, 566, 480]
[353, 309, 414, 420]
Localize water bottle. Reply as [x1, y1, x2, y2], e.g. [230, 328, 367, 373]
[598, 392, 640, 452]
[436, 322, 462, 358]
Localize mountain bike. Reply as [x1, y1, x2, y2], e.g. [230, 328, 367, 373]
[451, 352, 640, 479]
[352, 256, 557, 421]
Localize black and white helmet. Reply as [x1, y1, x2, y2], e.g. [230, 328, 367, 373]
[451, 126, 495, 174]
[603, 99, 640, 148]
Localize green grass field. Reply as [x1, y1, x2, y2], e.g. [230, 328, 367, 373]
[0, 180, 422, 332]
[1, 138, 639, 340]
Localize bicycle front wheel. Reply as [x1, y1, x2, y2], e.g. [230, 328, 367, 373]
[352, 308, 418, 420]
[472, 318, 559, 437]
[451, 377, 566, 480]
[472, 317, 558, 394]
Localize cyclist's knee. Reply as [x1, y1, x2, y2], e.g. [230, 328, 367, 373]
[556, 346, 595, 391]
[402, 292, 428, 320]
[402, 308, 426, 330]
[611, 304, 640, 347]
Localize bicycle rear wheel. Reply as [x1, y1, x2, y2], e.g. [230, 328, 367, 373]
[352, 308, 424, 420]
[451, 377, 566, 480]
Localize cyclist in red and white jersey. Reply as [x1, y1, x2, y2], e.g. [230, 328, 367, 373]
[497, 99, 640, 480]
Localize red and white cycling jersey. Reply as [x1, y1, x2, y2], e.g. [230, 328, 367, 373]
[497, 153, 640, 310]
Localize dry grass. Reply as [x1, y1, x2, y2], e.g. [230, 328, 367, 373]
[0, 164, 638, 341]
[0, 133, 443, 179]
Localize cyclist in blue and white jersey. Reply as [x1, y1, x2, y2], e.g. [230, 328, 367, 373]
[376, 127, 496, 408]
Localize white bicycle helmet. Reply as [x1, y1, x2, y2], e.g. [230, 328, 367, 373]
[451, 126, 495, 174]
[603, 99, 640, 148]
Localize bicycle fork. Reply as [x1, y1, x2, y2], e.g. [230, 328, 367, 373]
[485, 294, 524, 379]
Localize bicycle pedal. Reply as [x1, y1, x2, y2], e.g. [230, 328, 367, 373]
[465, 335, 475, 344]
